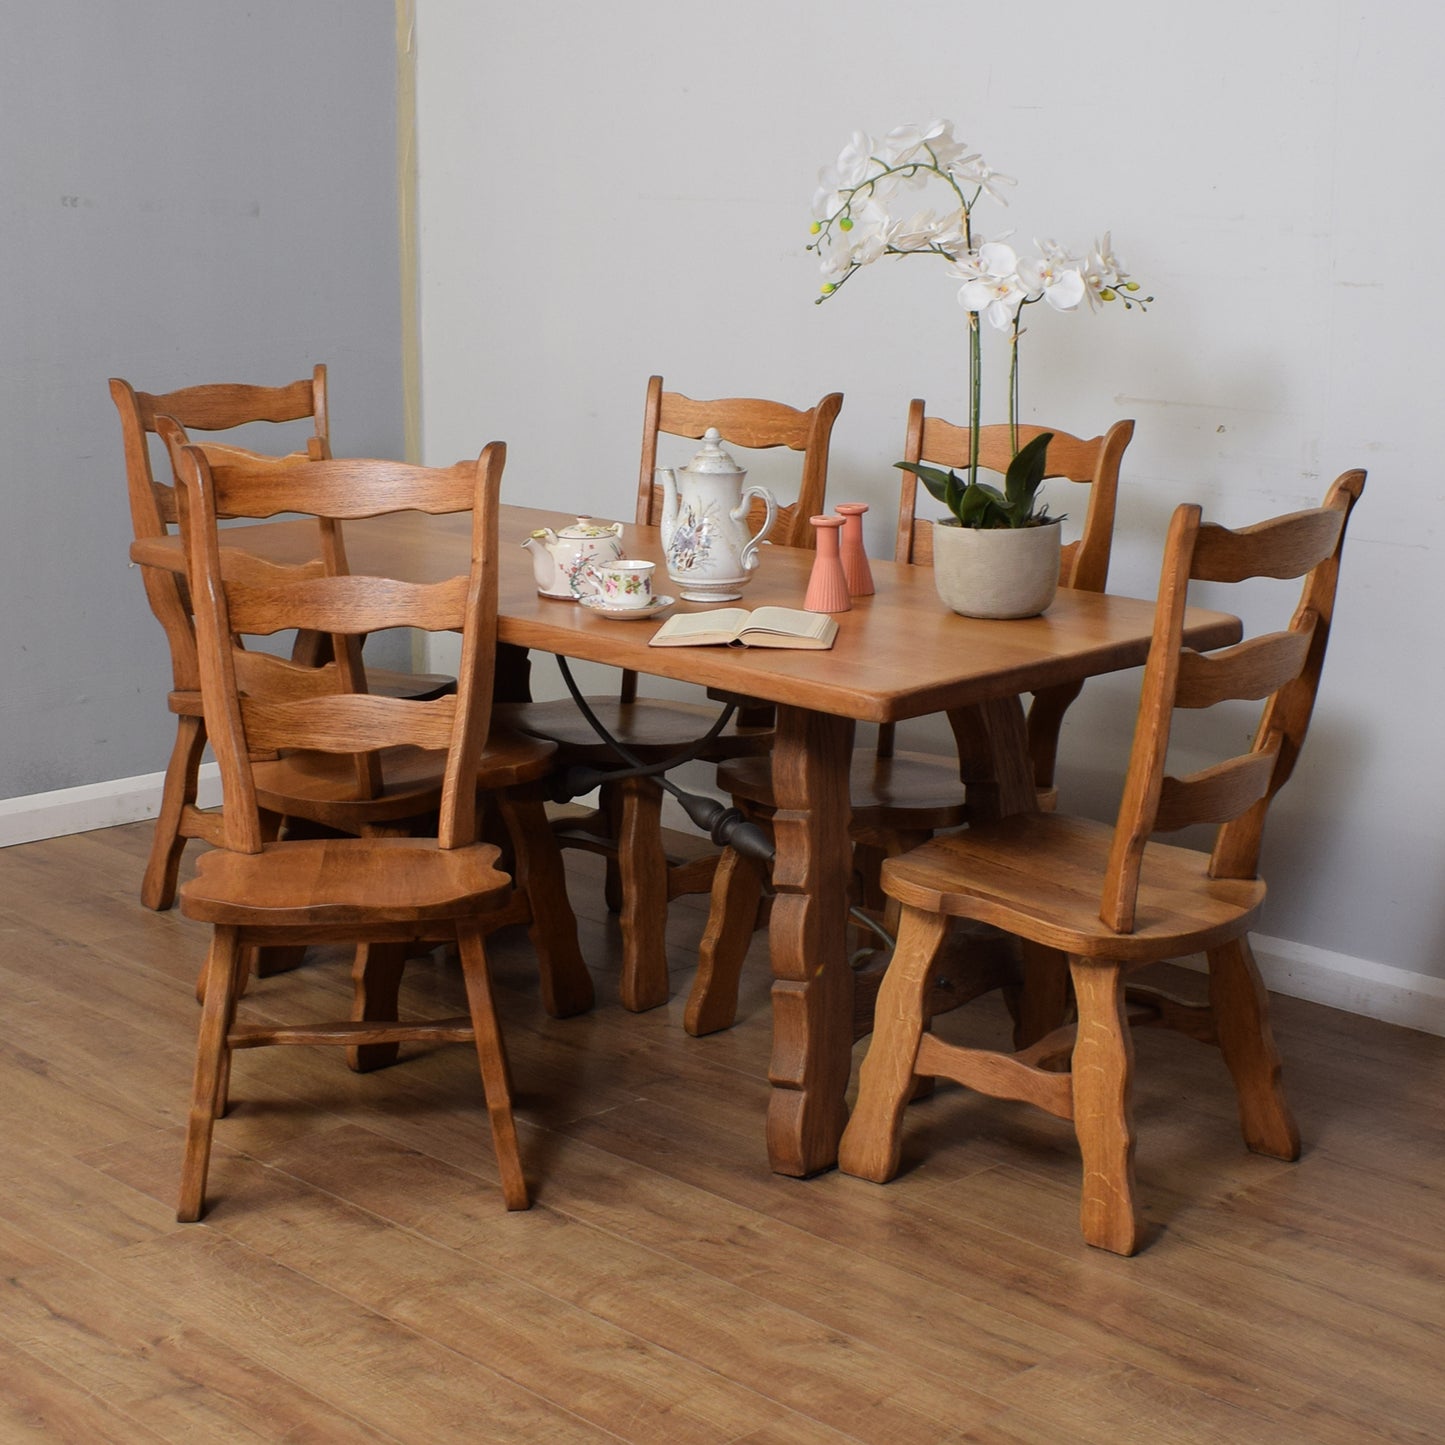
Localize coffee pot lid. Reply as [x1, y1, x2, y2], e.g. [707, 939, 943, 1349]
[682, 427, 744, 476]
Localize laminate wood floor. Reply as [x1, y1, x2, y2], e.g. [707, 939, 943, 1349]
[0, 820, 1441, 1443]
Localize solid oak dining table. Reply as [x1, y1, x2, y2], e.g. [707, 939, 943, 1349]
[132, 500, 1243, 1178]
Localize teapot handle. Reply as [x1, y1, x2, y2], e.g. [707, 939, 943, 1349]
[735, 485, 777, 572]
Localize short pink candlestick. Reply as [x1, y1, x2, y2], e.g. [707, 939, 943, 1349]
[835, 502, 874, 596]
[803, 514, 851, 613]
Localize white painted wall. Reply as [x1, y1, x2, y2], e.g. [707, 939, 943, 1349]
[414, 2, 1443, 1003]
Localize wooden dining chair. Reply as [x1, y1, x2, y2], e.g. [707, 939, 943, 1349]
[153, 416, 593, 1029]
[838, 470, 1366, 1253]
[685, 407, 1134, 1038]
[504, 376, 843, 1013]
[171, 438, 544, 1219]
[111, 369, 454, 911]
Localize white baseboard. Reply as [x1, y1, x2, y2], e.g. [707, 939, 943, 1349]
[3, 779, 1441, 1038]
[0, 765, 222, 848]
[1248, 936, 1445, 1038]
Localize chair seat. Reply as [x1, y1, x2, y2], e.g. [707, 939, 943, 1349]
[179, 835, 513, 929]
[251, 728, 557, 826]
[881, 812, 1266, 963]
[363, 667, 457, 702]
[501, 696, 771, 762]
[718, 749, 969, 831]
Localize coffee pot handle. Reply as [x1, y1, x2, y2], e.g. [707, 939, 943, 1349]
[736, 485, 777, 571]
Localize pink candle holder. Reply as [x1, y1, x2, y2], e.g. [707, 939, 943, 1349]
[803, 514, 851, 613]
[835, 502, 874, 596]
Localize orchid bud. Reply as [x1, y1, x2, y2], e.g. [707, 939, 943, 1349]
[809, 221, 822, 234]
[1100, 288, 1117, 302]
[839, 216, 854, 232]
[821, 282, 836, 294]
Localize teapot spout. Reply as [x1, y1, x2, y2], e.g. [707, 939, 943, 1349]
[520, 528, 558, 590]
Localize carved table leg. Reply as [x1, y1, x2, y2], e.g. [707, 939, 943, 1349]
[765, 706, 855, 1176]
[948, 695, 1037, 823]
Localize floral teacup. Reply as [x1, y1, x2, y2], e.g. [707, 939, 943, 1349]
[571, 558, 656, 610]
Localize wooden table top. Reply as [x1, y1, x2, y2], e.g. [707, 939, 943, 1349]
[132, 501, 1242, 725]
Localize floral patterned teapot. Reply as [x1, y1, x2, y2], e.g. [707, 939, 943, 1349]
[657, 429, 777, 602]
[520, 516, 625, 598]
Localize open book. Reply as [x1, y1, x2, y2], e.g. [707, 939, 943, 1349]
[649, 605, 838, 650]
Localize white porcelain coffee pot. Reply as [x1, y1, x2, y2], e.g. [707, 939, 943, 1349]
[657, 429, 777, 602]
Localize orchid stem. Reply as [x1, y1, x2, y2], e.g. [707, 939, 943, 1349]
[1009, 316, 1021, 456]
[968, 314, 981, 489]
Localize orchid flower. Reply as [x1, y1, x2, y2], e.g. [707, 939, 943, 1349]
[806, 121, 1150, 484]
[887, 208, 966, 253]
[1017, 241, 1086, 312]
[955, 242, 1028, 330]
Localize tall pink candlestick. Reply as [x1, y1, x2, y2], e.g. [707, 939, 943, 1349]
[835, 502, 874, 596]
[803, 514, 851, 613]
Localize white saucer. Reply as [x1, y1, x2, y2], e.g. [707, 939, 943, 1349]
[576, 594, 675, 620]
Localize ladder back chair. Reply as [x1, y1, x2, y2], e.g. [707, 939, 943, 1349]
[171, 439, 539, 1220]
[112, 368, 452, 910]
[154, 416, 592, 1033]
[686, 406, 1134, 1038]
[838, 470, 1366, 1254]
[505, 376, 843, 1014]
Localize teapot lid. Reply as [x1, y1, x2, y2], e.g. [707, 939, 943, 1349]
[682, 427, 743, 476]
[556, 515, 619, 538]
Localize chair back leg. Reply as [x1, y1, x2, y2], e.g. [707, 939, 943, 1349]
[456, 924, 529, 1210]
[1206, 937, 1301, 1160]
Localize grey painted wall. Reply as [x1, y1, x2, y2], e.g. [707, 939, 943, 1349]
[0, 2, 405, 799]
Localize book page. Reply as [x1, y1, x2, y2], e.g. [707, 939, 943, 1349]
[649, 608, 750, 646]
[739, 607, 836, 641]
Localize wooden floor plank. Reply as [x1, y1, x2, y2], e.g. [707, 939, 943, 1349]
[0, 1338, 170, 1444]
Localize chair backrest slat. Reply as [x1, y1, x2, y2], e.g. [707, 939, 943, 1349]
[224, 575, 471, 638]
[207, 457, 477, 521]
[1174, 628, 1314, 709]
[1099, 470, 1365, 932]
[1193, 508, 1345, 583]
[172, 437, 504, 854]
[239, 694, 457, 755]
[1153, 749, 1279, 832]
[130, 377, 320, 433]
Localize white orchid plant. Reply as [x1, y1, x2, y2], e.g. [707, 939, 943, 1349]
[809, 119, 1150, 528]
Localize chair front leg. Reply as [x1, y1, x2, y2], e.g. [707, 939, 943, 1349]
[1068, 958, 1141, 1255]
[1207, 935, 1301, 1161]
[686, 843, 765, 1036]
[838, 905, 950, 1184]
[179, 926, 246, 1222]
